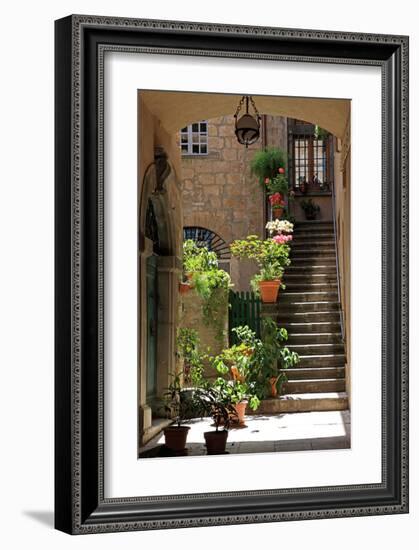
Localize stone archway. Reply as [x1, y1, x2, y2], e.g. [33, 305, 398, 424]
[138, 147, 183, 448]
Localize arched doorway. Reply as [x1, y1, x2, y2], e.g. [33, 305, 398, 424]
[138, 148, 183, 449]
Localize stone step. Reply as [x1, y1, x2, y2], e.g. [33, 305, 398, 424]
[287, 332, 342, 344]
[284, 282, 338, 292]
[250, 392, 349, 414]
[284, 273, 337, 283]
[291, 249, 335, 257]
[276, 311, 341, 323]
[292, 232, 334, 240]
[291, 241, 335, 249]
[289, 257, 336, 265]
[281, 291, 339, 303]
[282, 379, 346, 394]
[295, 221, 334, 228]
[289, 343, 345, 355]
[282, 321, 342, 333]
[297, 354, 346, 367]
[286, 265, 336, 274]
[268, 301, 340, 313]
[284, 366, 346, 380]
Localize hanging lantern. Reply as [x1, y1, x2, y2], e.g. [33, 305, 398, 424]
[234, 95, 261, 147]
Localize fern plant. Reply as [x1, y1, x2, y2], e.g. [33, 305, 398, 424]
[250, 147, 287, 185]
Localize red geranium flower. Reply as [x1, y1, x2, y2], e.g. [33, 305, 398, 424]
[269, 193, 285, 207]
[278, 167, 285, 174]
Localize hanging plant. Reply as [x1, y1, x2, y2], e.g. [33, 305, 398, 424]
[250, 147, 287, 185]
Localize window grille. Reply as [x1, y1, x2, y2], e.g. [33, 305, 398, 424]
[180, 121, 208, 155]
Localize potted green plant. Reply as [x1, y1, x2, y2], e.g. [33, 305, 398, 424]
[259, 317, 300, 397]
[250, 147, 287, 185]
[300, 198, 320, 220]
[163, 373, 193, 452]
[212, 377, 260, 426]
[194, 385, 237, 454]
[230, 235, 291, 303]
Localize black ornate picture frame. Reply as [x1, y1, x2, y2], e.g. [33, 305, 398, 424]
[54, 14, 409, 534]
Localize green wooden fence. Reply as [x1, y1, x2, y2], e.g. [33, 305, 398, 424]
[228, 290, 261, 344]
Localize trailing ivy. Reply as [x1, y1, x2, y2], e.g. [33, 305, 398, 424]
[182, 240, 231, 342]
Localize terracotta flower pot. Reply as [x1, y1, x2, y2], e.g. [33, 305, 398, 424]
[272, 207, 284, 219]
[233, 401, 248, 426]
[269, 376, 280, 397]
[204, 430, 228, 454]
[163, 425, 190, 452]
[179, 281, 191, 295]
[230, 365, 245, 383]
[258, 280, 281, 303]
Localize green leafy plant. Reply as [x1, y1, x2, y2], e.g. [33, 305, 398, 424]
[194, 385, 238, 431]
[212, 377, 260, 411]
[176, 328, 206, 387]
[250, 147, 287, 185]
[163, 373, 199, 427]
[314, 125, 329, 140]
[231, 235, 291, 294]
[182, 240, 232, 340]
[183, 239, 218, 274]
[259, 317, 300, 395]
[223, 320, 300, 400]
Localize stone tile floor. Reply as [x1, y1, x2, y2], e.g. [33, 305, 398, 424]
[139, 410, 351, 458]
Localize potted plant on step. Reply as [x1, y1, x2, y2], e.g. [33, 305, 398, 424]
[259, 317, 300, 397]
[250, 146, 287, 184]
[300, 198, 320, 220]
[210, 325, 261, 424]
[230, 235, 292, 304]
[269, 192, 286, 219]
[163, 373, 194, 452]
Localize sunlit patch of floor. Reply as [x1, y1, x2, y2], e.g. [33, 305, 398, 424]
[139, 410, 351, 457]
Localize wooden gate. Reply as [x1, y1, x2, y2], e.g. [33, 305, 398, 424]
[228, 290, 261, 344]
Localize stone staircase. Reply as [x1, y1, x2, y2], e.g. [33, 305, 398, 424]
[259, 220, 348, 414]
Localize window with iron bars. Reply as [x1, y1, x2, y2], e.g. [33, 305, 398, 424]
[180, 121, 208, 155]
[288, 119, 332, 193]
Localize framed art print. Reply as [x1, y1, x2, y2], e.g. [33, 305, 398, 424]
[54, 15, 409, 533]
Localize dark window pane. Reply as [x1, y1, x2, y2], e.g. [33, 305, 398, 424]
[192, 144, 199, 153]
[200, 122, 207, 132]
[192, 123, 199, 132]
[201, 145, 207, 154]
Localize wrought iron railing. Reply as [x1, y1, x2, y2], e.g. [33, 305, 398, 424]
[331, 181, 345, 343]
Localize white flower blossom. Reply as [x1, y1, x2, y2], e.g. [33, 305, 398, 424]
[265, 220, 294, 235]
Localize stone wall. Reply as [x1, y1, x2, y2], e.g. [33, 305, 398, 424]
[180, 287, 229, 378]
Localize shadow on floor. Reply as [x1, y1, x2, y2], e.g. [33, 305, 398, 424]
[22, 510, 54, 528]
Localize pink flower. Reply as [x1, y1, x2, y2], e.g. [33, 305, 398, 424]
[273, 234, 293, 244]
[278, 167, 285, 174]
[264, 177, 270, 184]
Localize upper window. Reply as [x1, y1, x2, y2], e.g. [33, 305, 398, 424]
[288, 119, 332, 193]
[180, 121, 208, 155]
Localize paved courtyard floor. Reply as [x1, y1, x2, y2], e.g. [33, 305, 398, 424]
[139, 410, 351, 458]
